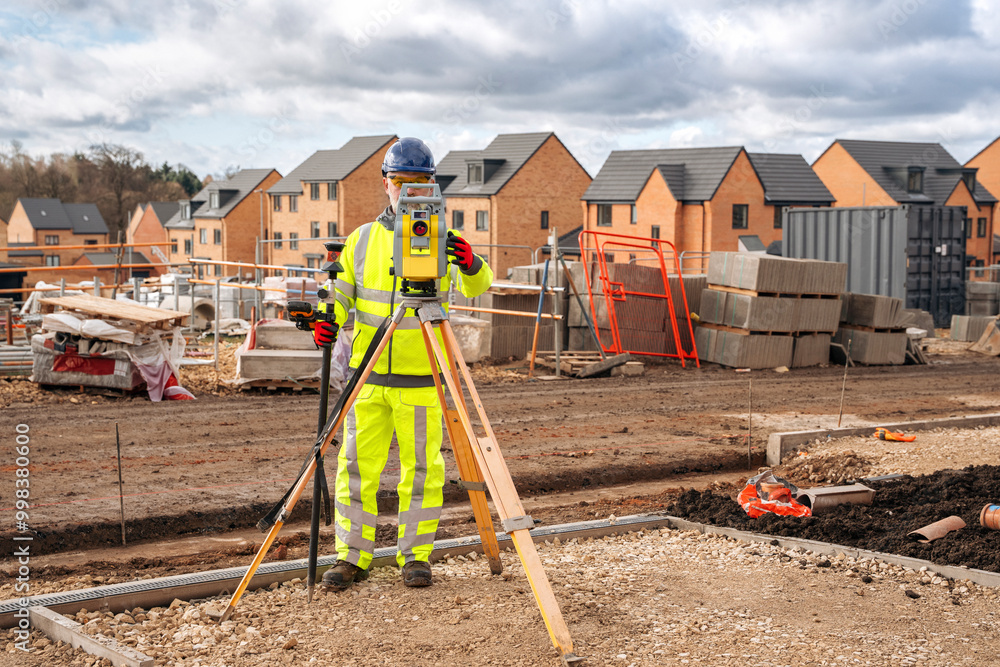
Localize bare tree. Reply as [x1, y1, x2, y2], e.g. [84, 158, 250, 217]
[89, 143, 146, 237]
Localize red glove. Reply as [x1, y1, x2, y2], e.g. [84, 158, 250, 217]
[446, 231, 482, 274]
[313, 320, 339, 347]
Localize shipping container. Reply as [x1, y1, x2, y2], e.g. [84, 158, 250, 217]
[782, 205, 966, 326]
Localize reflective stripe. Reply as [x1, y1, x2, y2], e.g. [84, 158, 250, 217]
[356, 309, 421, 330]
[356, 285, 394, 304]
[335, 277, 355, 300]
[335, 499, 377, 528]
[349, 368, 441, 388]
[399, 506, 440, 525]
[335, 292, 351, 311]
[355, 223, 371, 285]
[343, 403, 364, 526]
[399, 405, 434, 559]
[335, 521, 375, 554]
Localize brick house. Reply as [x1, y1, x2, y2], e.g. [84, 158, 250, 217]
[127, 202, 180, 275]
[965, 136, 1000, 266]
[163, 169, 281, 278]
[0, 215, 7, 263]
[5, 198, 109, 268]
[812, 139, 997, 268]
[436, 132, 592, 278]
[582, 147, 832, 271]
[267, 135, 397, 273]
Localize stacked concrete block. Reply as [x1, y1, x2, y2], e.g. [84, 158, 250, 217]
[842, 293, 904, 329]
[792, 334, 832, 368]
[966, 282, 1000, 316]
[699, 290, 840, 334]
[696, 326, 794, 369]
[833, 328, 907, 365]
[902, 308, 936, 338]
[708, 252, 847, 294]
[951, 315, 997, 342]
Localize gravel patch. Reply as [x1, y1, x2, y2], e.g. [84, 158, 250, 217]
[7, 528, 1000, 666]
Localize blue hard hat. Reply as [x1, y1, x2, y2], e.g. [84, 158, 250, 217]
[382, 137, 435, 175]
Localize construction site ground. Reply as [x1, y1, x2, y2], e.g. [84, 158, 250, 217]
[4, 336, 1000, 665]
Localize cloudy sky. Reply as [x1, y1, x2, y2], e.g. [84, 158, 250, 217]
[2, 0, 999, 180]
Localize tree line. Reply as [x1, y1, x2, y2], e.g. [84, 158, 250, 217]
[0, 142, 204, 239]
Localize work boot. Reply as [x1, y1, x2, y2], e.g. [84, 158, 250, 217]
[401, 560, 433, 587]
[321, 560, 369, 591]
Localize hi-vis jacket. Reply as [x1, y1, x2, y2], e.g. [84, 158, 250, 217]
[331, 208, 493, 385]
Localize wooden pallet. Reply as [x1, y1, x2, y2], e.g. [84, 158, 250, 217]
[699, 322, 796, 336]
[533, 351, 631, 377]
[238, 378, 320, 392]
[707, 284, 841, 299]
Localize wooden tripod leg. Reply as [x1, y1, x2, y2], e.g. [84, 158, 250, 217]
[218, 308, 405, 623]
[418, 321, 503, 574]
[426, 319, 577, 661]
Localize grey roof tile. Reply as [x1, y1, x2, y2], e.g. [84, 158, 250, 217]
[268, 135, 397, 195]
[747, 153, 834, 204]
[79, 251, 151, 265]
[441, 132, 554, 197]
[193, 168, 276, 219]
[16, 198, 108, 234]
[835, 139, 998, 206]
[583, 147, 742, 202]
[147, 202, 181, 225]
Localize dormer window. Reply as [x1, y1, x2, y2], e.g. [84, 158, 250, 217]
[963, 170, 977, 192]
[182, 203, 191, 219]
[468, 163, 483, 184]
[907, 167, 924, 193]
[210, 191, 220, 209]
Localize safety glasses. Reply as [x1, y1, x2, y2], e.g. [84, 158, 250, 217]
[388, 174, 432, 187]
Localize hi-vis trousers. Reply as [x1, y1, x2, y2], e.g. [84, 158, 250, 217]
[334, 383, 444, 569]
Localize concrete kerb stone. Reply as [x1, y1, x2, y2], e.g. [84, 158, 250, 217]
[766, 412, 1000, 466]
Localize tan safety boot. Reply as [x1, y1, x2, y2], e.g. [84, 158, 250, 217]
[321, 560, 369, 591]
[401, 560, 432, 587]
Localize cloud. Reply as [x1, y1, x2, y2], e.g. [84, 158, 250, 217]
[0, 0, 997, 178]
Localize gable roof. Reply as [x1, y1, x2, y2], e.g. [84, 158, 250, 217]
[16, 198, 108, 234]
[966, 135, 1000, 165]
[832, 139, 997, 206]
[194, 168, 276, 219]
[147, 202, 181, 226]
[583, 146, 743, 203]
[440, 132, 554, 197]
[747, 153, 834, 205]
[268, 135, 397, 195]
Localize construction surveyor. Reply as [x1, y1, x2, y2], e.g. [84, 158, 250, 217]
[312, 137, 494, 590]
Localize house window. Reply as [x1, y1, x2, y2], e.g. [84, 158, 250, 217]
[541, 211, 549, 230]
[964, 172, 977, 192]
[184, 239, 192, 255]
[210, 192, 220, 209]
[289, 195, 298, 212]
[468, 163, 483, 184]
[310, 183, 320, 200]
[273, 196, 281, 212]
[311, 221, 320, 238]
[774, 207, 783, 229]
[978, 218, 987, 237]
[171, 239, 179, 253]
[327, 221, 338, 237]
[327, 182, 337, 200]
[307, 257, 317, 269]
[732, 204, 749, 229]
[290, 233, 299, 250]
[966, 219, 973, 239]
[273, 232, 283, 249]
[475, 210, 488, 231]
[214, 264, 222, 277]
[84, 240, 98, 245]
[44, 235, 59, 245]
[214, 229, 222, 245]
[453, 210, 464, 231]
[630, 205, 637, 225]
[274, 270, 283, 277]
[907, 168, 924, 193]
[596, 204, 613, 227]
[650, 225, 660, 241]
[182, 202, 191, 219]
[45, 255, 60, 266]
[200, 228, 208, 244]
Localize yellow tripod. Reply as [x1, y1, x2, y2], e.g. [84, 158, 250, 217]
[220, 294, 581, 665]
